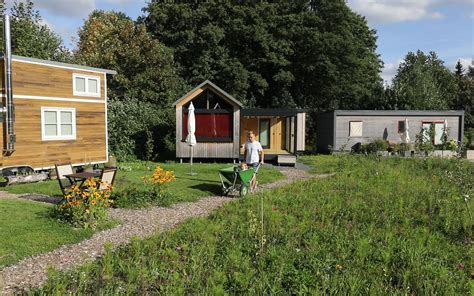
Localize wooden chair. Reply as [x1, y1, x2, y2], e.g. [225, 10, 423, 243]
[98, 168, 117, 190]
[55, 163, 75, 195]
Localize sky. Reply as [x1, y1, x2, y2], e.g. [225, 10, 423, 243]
[5, 0, 474, 84]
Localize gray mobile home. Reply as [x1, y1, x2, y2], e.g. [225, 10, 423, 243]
[316, 110, 465, 153]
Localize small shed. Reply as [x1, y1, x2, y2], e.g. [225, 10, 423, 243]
[173, 81, 307, 163]
[173, 80, 242, 160]
[316, 110, 465, 153]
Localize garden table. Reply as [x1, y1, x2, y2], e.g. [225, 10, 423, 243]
[64, 171, 101, 187]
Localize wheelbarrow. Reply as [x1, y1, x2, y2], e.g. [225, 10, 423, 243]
[219, 164, 260, 196]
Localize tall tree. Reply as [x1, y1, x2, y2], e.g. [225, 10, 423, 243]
[389, 50, 458, 110]
[75, 10, 185, 107]
[143, 0, 383, 110]
[75, 10, 186, 159]
[0, 0, 71, 61]
[452, 61, 473, 129]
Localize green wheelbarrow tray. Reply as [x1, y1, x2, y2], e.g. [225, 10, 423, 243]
[219, 166, 256, 197]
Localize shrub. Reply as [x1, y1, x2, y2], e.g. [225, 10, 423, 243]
[55, 178, 113, 229]
[373, 138, 389, 151]
[112, 166, 176, 208]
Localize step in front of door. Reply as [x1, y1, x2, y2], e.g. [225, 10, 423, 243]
[277, 155, 296, 166]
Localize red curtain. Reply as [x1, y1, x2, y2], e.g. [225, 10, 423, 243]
[183, 113, 232, 140]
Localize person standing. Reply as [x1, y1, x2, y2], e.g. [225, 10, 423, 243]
[244, 130, 264, 167]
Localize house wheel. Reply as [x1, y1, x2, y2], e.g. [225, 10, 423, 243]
[240, 185, 248, 197]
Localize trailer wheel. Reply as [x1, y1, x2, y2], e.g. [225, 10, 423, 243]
[240, 185, 248, 197]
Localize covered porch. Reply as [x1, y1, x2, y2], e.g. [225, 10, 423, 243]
[240, 109, 306, 165]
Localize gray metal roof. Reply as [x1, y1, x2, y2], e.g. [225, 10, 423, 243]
[242, 108, 307, 116]
[172, 80, 243, 107]
[0, 54, 117, 75]
[332, 110, 465, 117]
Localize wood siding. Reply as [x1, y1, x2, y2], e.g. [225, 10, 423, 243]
[0, 98, 106, 169]
[296, 113, 306, 151]
[11, 60, 105, 101]
[334, 115, 462, 151]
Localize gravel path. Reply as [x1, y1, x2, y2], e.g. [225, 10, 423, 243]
[0, 168, 333, 295]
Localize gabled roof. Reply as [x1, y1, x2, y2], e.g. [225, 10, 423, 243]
[172, 80, 243, 107]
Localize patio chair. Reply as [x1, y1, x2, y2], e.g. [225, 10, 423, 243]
[98, 168, 117, 190]
[55, 163, 76, 195]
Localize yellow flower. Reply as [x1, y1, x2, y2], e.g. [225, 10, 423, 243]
[336, 264, 343, 270]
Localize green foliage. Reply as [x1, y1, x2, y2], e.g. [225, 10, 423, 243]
[75, 11, 186, 160]
[111, 181, 172, 208]
[112, 165, 176, 208]
[107, 98, 175, 161]
[388, 50, 458, 110]
[54, 178, 113, 229]
[36, 156, 472, 294]
[415, 124, 436, 154]
[0, 0, 71, 61]
[452, 61, 474, 129]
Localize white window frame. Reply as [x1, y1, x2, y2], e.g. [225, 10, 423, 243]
[41, 107, 76, 141]
[73, 73, 101, 97]
[349, 121, 363, 137]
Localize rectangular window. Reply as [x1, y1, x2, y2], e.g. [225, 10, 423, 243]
[398, 121, 406, 133]
[259, 119, 270, 149]
[183, 110, 233, 142]
[422, 122, 445, 145]
[41, 107, 76, 141]
[349, 121, 363, 137]
[73, 74, 100, 97]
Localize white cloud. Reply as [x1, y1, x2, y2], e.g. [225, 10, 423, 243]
[34, 0, 96, 18]
[381, 59, 403, 84]
[348, 0, 442, 23]
[449, 57, 473, 71]
[348, 0, 472, 23]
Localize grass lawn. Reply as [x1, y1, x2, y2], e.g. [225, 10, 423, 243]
[37, 156, 473, 294]
[2, 162, 283, 204]
[0, 198, 95, 268]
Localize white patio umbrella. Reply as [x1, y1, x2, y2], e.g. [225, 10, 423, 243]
[185, 102, 197, 175]
[401, 118, 410, 144]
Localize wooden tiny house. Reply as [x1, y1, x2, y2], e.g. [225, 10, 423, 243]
[0, 54, 116, 170]
[240, 109, 306, 156]
[174, 81, 306, 164]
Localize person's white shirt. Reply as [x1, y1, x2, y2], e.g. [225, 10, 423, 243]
[245, 140, 263, 164]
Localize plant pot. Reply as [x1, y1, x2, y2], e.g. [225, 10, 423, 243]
[466, 150, 474, 160]
[432, 150, 456, 158]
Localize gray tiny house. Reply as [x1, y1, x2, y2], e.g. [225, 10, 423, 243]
[316, 110, 465, 153]
[173, 80, 306, 164]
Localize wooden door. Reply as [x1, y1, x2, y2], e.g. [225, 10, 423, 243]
[240, 117, 258, 145]
[270, 117, 283, 151]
